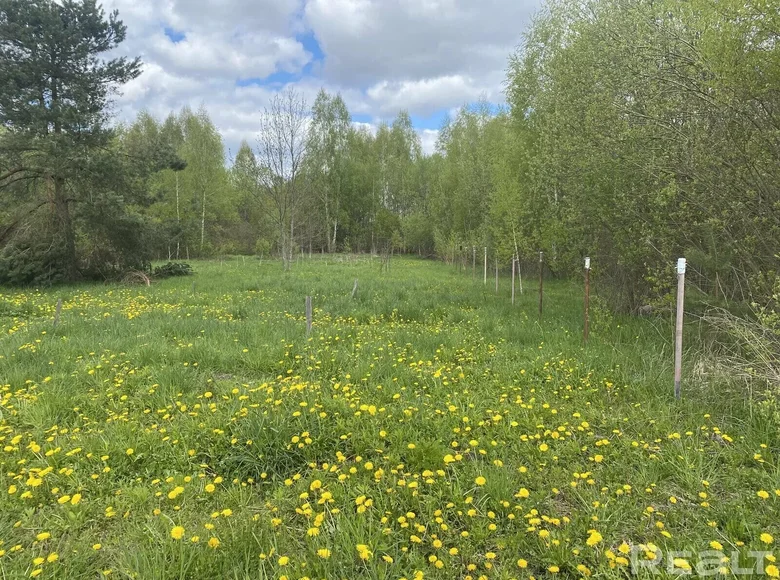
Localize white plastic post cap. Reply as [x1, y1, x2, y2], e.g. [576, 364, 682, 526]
[585, 257, 591, 270]
[677, 258, 686, 274]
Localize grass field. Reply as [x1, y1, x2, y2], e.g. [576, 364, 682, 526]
[0, 256, 778, 579]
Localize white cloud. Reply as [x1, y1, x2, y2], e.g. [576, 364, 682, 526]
[167, 0, 301, 34]
[102, 0, 542, 157]
[352, 121, 378, 136]
[304, 0, 536, 86]
[147, 32, 310, 80]
[419, 129, 440, 156]
[366, 75, 487, 117]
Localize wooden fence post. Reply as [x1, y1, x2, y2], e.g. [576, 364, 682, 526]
[674, 258, 686, 399]
[306, 296, 313, 337]
[584, 257, 591, 343]
[53, 298, 62, 329]
[352, 279, 359, 299]
[538, 251, 544, 318]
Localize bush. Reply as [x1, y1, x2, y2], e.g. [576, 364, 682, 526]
[254, 238, 272, 257]
[0, 239, 67, 286]
[0, 220, 68, 286]
[153, 262, 193, 278]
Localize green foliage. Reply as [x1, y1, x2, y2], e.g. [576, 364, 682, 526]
[0, 220, 68, 286]
[401, 212, 434, 256]
[4, 0, 778, 316]
[753, 276, 780, 339]
[0, 0, 140, 136]
[0, 0, 141, 282]
[374, 208, 401, 252]
[153, 262, 193, 278]
[588, 293, 615, 338]
[307, 90, 352, 252]
[502, 0, 780, 310]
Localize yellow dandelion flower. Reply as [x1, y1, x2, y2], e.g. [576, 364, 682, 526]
[586, 530, 603, 547]
[673, 558, 691, 571]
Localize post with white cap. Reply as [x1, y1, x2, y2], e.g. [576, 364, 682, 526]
[584, 257, 591, 343]
[674, 258, 686, 399]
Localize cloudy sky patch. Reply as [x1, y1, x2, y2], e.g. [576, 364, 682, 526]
[102, 0, 541, 156]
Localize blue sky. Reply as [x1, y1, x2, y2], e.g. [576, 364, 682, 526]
[107, 0, 541, 156]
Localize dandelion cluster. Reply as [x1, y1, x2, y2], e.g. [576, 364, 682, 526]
[0, 258, 777, 578]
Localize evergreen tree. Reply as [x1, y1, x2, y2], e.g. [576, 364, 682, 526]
[0, 0, 141, 281]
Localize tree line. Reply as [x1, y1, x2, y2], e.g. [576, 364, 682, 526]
[1, 0, 777, 311]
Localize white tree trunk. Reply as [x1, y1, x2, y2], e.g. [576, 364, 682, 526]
[200, 188, 206, 254]
[176, 172, 180, 259]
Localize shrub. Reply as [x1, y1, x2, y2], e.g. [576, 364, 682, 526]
[153, 262, 193, 279]
[0, 221, 68, 286]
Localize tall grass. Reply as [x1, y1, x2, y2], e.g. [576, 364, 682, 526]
[0, 256, 776, 579]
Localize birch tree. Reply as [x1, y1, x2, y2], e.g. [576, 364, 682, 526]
[256, 88, 309, 270]
[307, 90, 351, 252]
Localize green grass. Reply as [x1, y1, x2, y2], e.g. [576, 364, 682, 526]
[0, 256, 777, 579]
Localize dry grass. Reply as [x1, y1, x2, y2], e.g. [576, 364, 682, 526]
[699, 307, 780, 390]
[121, 270, 151, 286]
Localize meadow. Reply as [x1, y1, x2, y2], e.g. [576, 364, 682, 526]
[0, 256, 777, 579]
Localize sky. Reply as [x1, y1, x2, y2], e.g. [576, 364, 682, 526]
[103, 0, 542, 158]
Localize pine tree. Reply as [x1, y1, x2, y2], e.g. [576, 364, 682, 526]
[0, 0, 140, 280]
